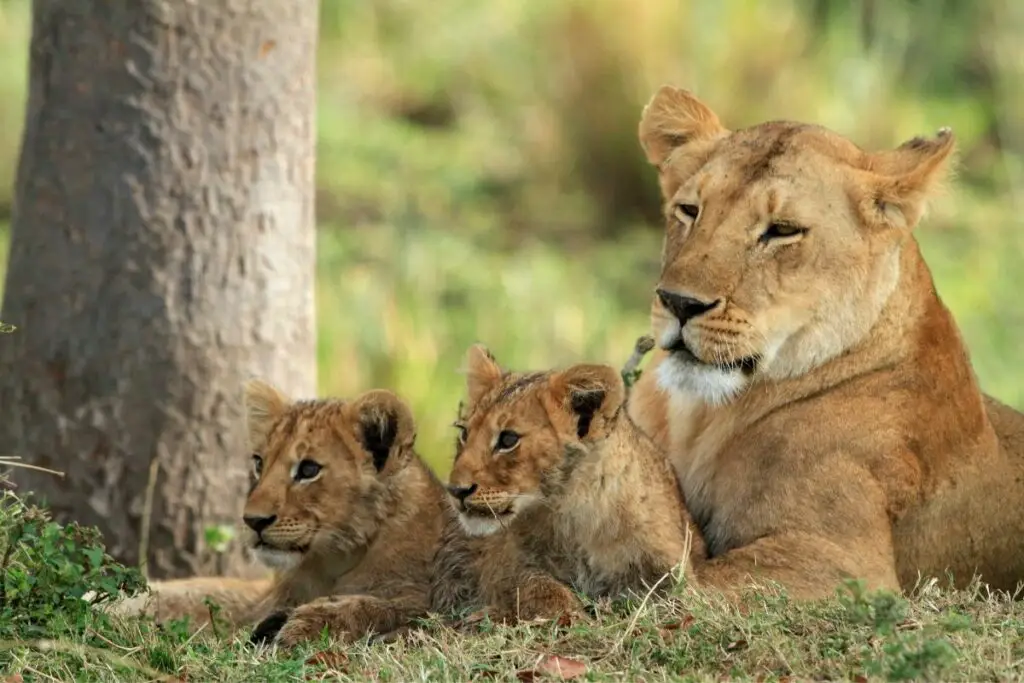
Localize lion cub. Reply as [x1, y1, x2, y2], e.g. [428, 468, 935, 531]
[118, 381, 449, 648]
[429, 345, 705, 621]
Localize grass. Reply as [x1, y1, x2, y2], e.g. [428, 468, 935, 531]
[2, 0, 1024, 679]
[1, 487, 1023, 682]
[0, 485, 1019, 683]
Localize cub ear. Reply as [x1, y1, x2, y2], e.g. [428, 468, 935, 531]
[348, 389, 416, 471]
[463, 343, 503, 405]
[243, 379, 291, 448]
[638, 85, 728, 168]
[547, 364, 626, 440]
[860, 128, 957, 230]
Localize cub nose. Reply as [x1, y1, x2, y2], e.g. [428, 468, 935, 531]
[656, 288, 718, 326]
[446, 483, 478, 504]
[243, 514, 277, 534]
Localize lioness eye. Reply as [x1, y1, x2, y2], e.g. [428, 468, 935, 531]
[453, 423, 468, 445]
[295, 459, 322, 481]
[760, 223, 807, 243]
[496, 430, 520, 452]
[673, 203, 699, 222]
[252, 454, 263, 476]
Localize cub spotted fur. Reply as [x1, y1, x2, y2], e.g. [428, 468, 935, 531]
[118, 381, 448, 647]
[429, 345, 705, 621]
[627, 85, 1024, 599]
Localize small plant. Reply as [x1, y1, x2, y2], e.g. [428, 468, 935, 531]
[621, 335, 655, 391]
[839, 580, 959, 681]
[838, 579, 910, 637]
[0, 489, 147, 639]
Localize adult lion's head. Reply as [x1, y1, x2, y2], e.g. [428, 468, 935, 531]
[638, 85, 956, 405]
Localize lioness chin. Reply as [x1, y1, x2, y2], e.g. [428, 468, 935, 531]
[627, 85, 1024, 599]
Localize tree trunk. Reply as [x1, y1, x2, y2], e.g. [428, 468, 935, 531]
[0, 0, 318, 580]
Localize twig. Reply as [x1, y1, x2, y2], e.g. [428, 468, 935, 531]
[621, 335, 655, 391]
[611, 570, 673, 654]
[0, 456, 65, 478]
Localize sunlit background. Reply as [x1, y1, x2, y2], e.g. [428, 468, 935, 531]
[1, 0, 1022, 472]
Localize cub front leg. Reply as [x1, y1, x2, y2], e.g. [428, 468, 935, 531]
[491, 572, 583, 623]
[251, 594, 408, 648]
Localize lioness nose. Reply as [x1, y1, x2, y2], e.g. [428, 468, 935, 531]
[656, 289, 718, 326]
[243, 514, 277, 534]
[446, 483, 478, 503]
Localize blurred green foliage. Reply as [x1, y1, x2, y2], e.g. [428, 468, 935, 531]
[0, 0, 1022, 471]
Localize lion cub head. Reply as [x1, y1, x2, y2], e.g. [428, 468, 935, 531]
[445, 345, 626, 537]
[638, 85, 956, 405]
[240, 380, 417, 569]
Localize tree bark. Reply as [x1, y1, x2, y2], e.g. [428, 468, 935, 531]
[0, 0, 318, 579]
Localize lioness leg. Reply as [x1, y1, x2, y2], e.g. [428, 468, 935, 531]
[695, 531, 900, 601]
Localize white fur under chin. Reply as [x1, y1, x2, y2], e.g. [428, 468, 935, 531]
[456, 514, 506, 537]
[252, 546, 302, 570]
[656, 354, 748, 406]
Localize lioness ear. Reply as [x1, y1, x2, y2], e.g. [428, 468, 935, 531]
[243, 379, 291, 448]
[463, 343, 503, 405]
[547, 364, 626, 440]
[861, 128, 957, 229]
[638, 85, 728, 168]
[348, 390, 416, 472]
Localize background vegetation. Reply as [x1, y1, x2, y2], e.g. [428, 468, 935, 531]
[1, 0, 1023, 472]
[1, 1, 1023, 680]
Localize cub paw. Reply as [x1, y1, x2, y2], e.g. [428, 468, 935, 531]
[510, 576, 584, 623]
[273, 605, 336, 648]
[250, 610, 290, 646]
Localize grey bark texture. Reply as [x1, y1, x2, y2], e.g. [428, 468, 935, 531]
[0, 0, 319, 579]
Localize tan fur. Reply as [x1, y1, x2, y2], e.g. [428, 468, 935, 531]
[118, 382, 448, 647]
[627, 85, 1024, 600]
[108, 577, 275, 628]
[429, 345, 706, 622]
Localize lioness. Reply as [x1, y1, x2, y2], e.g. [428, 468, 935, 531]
[118, 380, 448, 647]
[429, 345, 705, 621]
[627, 85, 1024, 599]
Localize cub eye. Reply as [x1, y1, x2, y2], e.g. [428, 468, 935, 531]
[252, 454, 263, 477]
[673, 203, 699, 222]
[453, 422, 468, 446]
[496, 430, 520, 452]
[295, 459, 322, 481]
[759, 222, 807, 244]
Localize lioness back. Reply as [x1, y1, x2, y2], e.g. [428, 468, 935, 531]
[430, 345, 705, 622]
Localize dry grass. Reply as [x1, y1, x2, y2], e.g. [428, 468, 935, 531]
[2, 574, 1023, 682]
